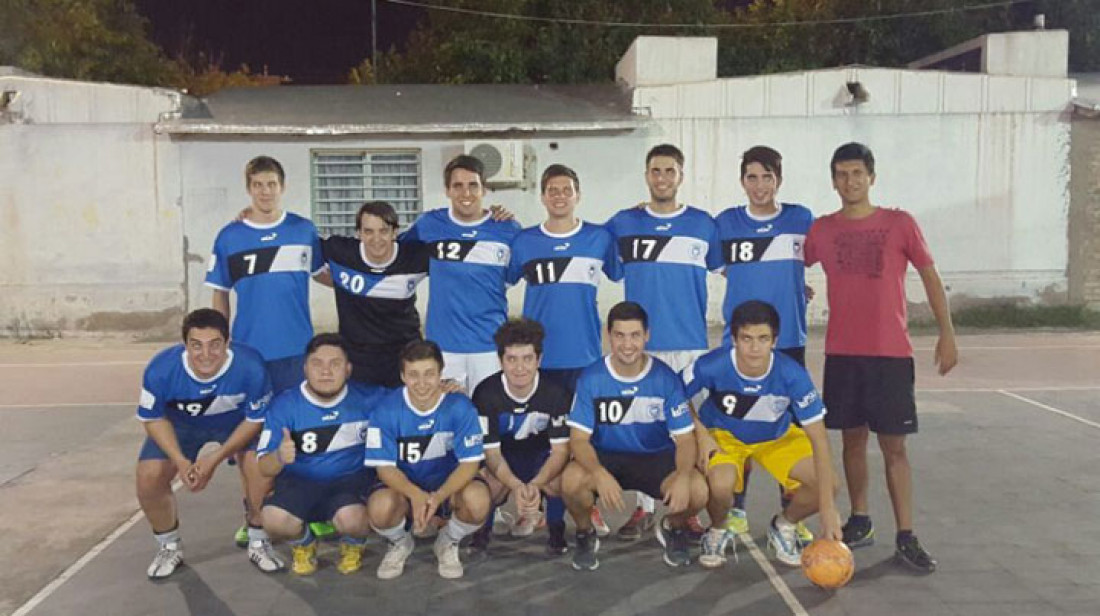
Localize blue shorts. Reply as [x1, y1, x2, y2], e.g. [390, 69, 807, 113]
[266, 355, 305, 394]
[265, 470, 376, 523]
[138, 421, 241, 462]
[502, 448, 552, 484]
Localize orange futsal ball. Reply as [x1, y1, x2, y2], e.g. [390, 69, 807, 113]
[801, 539, 854, 589]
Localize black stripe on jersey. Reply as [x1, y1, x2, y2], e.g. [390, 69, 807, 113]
[168, 396, 216, 418]
[228, 246, 281, 282]
[721, 237, 774, 266]
[430, 240, 478, 262]
[617, 236, 674, 264]
[594, 396, 634, 425]
[522, 257, 573, 285]
[291, 425, 340, 456]
[397, 435, 434, 463]
[708, 391, 761, 419]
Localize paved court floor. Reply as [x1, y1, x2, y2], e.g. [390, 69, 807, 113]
[2, 332, 1098, 616]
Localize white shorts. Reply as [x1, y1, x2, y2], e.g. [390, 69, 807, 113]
[441, 351, 500, 393]
[649, 349, 707, 373]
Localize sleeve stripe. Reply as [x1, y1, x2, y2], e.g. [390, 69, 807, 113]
[256, 450, 273, 458]
[800, 413, 825, 426]
[459, 455, 485, 463]
[483, 443, 502, 449]
[566, 420, 593, 434]
[135, 414, 160, 422]
[203, 281, 231, 291]
[364, 459, 396, 467]
[549, 437, 571, 444]
[245, 417, 264, 423]
[669, 425, 696, 436]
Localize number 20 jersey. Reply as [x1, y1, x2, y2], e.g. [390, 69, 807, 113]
[567, 356, 695, 455]
[257, 382, 384, 482]
[205, 213, 326, 361]
[364, 388, 485, 491]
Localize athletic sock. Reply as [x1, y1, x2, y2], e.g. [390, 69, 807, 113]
[154, 525, 180, 546]
[545, 497, 565, 524]
[896, 529, 913, 545]
[289, 526, 314, 547]
[373, 522, 410, 545]
[849, 513, 871, 525]
[247, 525, 269, 542]
[732, 492, 747, 509]
[775, 514, 797, 531]
[637, 493, 656, 514]
[442, 517, 482, 544]
[341, 535, 367, 546]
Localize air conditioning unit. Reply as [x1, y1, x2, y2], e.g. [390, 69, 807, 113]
[464, 140, 525, 186]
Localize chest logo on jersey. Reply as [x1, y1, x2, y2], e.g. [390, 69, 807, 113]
[743, 384, 762, 393]
[621, 386, 639, 396]
[462, 230, 478, 238]
[418, 418, 436, 431]
[554, 242, 571, 251]
[261, 232, 278, 242]
[655, 223, 672, 231]
[322, 410, 340, 422]
[200, 386, 217, 395]
[756, 224, 773, 234]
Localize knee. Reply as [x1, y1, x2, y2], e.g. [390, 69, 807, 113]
[135, 462, 172, 496]
[560, 463, 590, 497]
[706, 465, 737, 497]
[367, 490, 405, 527]
[456, 482, 491, 523]
[332, 507, 369, 536]
[689, 471, 709, 508]
[878, 436, 908, 463]
[262, 507, 302, 538]
[842, 427, 870, 448]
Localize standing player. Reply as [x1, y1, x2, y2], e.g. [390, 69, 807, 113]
[471, 319, 573, 555]
[711, 146, 815, 538]
[257, 334, 381, 575]
[322, 201, 429, 387]
[562, 302, 708, 571]
[684, 300, 841, 569]
[604, 144, 715, 539]
[402, 155, 522, 392]
[136, 309, 281, 579]
[364, 341, 490, 580]
[804, 142, 958, 573]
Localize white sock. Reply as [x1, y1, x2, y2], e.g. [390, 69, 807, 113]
[373, 522, 410, 545]
[154, 527, 180, 546]
[443, 517, 482, 544]
[247, 526, 269, 542]
[776, 514, 797, 531]
[638, 493, 656, 513]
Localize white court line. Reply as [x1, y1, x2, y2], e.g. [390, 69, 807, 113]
[919, 386, 1100, 393]
[911, 345, 1100, 352]
[998, 390, 1100, 430]
[0, 361, 146, 368]
[0, 402, 132, 409]
[737, 534, 810, 616]
[11, 481, 183, 616]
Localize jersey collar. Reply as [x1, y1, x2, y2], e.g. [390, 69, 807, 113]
[539, 219, 582, 238]
[744, 203, 784, 222]
[729, 347, 774, 381]
[447, 208, 491, 228]
[241, 211, 287, 230]
[360, 241, 400, 269]
[604, 354, 653, 383]
[182, 349, 235, 384]
[300, 381, 348, 408]
[644, 204, 688, 219]
[502, 372, 539, 404]
[402, 387, 444, 416]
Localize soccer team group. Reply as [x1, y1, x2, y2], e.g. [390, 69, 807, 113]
[134, 142, 959, 584]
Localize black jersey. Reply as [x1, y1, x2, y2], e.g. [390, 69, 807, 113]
[472, 371, 572, 456]
[322, 236, 429, 354]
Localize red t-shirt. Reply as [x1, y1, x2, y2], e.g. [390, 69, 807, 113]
[804, 207, 934, 358]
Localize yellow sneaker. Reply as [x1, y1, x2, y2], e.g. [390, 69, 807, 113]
[795, 521, 814, 545]
[723, 508, 750, 535]
[291, 543, 317, 576]
[336, 542, 364, 575]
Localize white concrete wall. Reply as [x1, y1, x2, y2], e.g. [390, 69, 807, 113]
[0, 73, 181, 124]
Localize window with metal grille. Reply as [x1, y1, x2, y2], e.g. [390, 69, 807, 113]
[311, 150, 422, 236]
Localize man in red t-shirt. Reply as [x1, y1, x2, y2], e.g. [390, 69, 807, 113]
[804, 142, 958, 573]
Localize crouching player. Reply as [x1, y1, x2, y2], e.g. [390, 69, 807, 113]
[257, 334, 380, 575]
[684, 300, 841, 568]
[364, 340, 490, 579]
[562, 302, 708, 571]
[471, 318, 572, 555]
[136, 308, 277, 579]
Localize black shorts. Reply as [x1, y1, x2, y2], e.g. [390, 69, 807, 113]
[264, 470, 375, 523]
[777, 346, 806, 368]
[823, 355, 917, 435]
[596, 449, 677, 500]
[502, 448, 552, 484]
[349, 344, 406, 389]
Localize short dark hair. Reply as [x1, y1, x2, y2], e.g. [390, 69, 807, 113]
[729, 300, 781, 339]
[494, 318, 545, 358]
[356, 201, 400, 231]
[399, 339, 444, 371]
[741, 146, 782, 180]
[444, 154, 485, 187]
[607, 301, 648, 331]
[540, 164, 580, 194]
[244, 156, 285, 188]
[645, 144, 685, 168]
[305, 333, 348, 359]
[830, 142, 875, 177]
[181, 308, 229, 342]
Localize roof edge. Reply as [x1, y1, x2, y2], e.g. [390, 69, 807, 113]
[155, 119, 647, 136]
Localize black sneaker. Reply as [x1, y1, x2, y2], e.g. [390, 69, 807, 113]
[546, 522, 568, 557]
[841, 516, 875, 549]
[895, 534, 937, 573]
[572, 530, 600, 571]
[463, 524, 491, 557]
[656, 518, 691, 567]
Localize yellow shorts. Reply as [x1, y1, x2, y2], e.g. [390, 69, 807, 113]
[707, 426, 813, 494]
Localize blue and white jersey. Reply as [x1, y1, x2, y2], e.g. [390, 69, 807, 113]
[364, 388, 485, 491]
[568, 356, 694, 455]
[712, 204, 813, 349]
[205, 212, 326, 361]
[508, 222, 622, 369]
[682, 347, 825, 445]
[606, 206, 716, 352]
[136, 343, 272, 431]
[403, 209, 522, 353]
[257, 382, 384, 482]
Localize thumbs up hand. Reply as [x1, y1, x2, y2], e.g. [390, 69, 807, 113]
[278, 427, 296, 466]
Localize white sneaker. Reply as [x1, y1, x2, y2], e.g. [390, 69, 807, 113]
[247, 539, 286, 573]
[492, 509, 514, 537]
[433, 533, 464, 579]
[511, 511, 542, 538]
[767, 515, 802, 567]
[377, 533, 415, 580]
[147, 541, 183, 579]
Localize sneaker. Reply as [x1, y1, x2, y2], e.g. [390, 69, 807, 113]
[723, 508, 750, 535]
[571, 530, 600, 571]
[590, 506, 610, 538]
[377, 534, 415, 580]
[699, 528, 737, 569]
[434, 534, 464, 579]
[511, 511, 542, 538]
[767, 516, 802, 567]
[546, 522, 568, 557]
[491, 509, 514, 537]
[147, 541, 183, 579]
[841, 516, 875, 549]
[685, 514, 706, 541]
[335, 541, 365, 575]
[467, 525, 491, 553]
[795, 521, 814, 545]
[291, 542, 317, 576]
[895, 534, 937, 573]
[655, 518, 692, 567]
[617, 507, 655, 541]
[234, 525, 249, 549]
[247, 539, 286, 573]
[309, 521, 337, 542]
